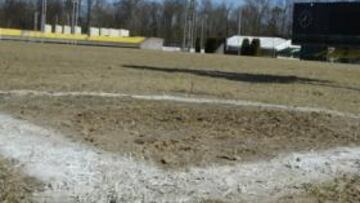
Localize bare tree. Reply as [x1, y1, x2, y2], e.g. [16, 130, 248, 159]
[0, 0, 295, 44]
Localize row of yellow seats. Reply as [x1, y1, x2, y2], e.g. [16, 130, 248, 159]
[88, 36, 145, 44]
[24, 31, 88, 41]
[0, 28, 22, 36]
[0, 28, 145, 44]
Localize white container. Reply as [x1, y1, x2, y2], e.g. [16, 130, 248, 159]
[89, 27, 99, 36]
[74, 26, 82, 35]
[119, 29, 130, 37]
[44, 24, 52, 33]
[63, 26, 71, 34]
[100, 28, 110, 36]
[54, 25, 62, 33]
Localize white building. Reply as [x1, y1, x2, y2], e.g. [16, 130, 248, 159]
[226, 35, 300, 56]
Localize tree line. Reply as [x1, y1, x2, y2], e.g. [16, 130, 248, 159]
[0, 0, 293, 46]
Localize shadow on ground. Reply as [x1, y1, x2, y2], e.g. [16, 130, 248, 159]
[122, 65, 360, 92]
[123, 64, 330, 84]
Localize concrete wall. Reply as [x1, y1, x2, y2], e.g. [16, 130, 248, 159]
[120, 29, 130, 37]
[54, 25, 63, 34]
[100, 28, 110, 36]
[63, 26, 71, 34]
[96, 28, 130, 37]
[109, 29, 120, 37]
[140, 38, 164, 50]
[44, 24, 52, 33]
[74, 26, 82, 35]
[162, 46, 181, 52]
[89, 27, 99, 36]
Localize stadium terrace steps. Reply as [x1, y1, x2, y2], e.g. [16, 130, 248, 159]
[0, 28, 145, 48]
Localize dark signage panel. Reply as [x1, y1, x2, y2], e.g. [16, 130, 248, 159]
[293, 2, 360, 45]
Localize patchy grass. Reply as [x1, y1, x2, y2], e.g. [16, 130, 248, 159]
[0, 41, 359, 202]
[302, 175, 360, 203]
[0, 158, 43, 203]
[0, 41, 359, 113]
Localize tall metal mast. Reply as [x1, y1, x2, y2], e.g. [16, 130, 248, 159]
[200, 14, 205, 52]
[71, 0, 80, 33]
[34, 12, 39, 31]
[87, 0, 93, 33]
[41, 0, 47, 32]
[183, 0, 196, 52]
[237, 8, 242, 55]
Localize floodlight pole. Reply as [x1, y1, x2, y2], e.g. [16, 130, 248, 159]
[191, 1, 196, 52]
[87, 0, 93, 34]
[183, 0, 196, 52]
[273, 38, 276, 58]
[75, 0, 80, 27]
[200, 15, 205, 52]
[237, 8, 242, 56]
[34, 12, 39, 31]
[191, 11, 194, 51]
[182, 0, 188, 51]
[41, 0, 47, 32]
[71, 0, 79, 33]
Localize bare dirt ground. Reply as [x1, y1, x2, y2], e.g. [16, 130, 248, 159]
[0, 41, 359, 202]
[0, 41, 359, 114]
[304, 175, 360, 203]
[0, 112, 359, 202]
[280, 175, 360, 203]
[0, 157, 43, 203]
[1, 95, 358, 169]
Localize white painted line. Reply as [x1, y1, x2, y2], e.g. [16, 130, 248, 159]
[0, 89, 359, 119]
[0, 113, 359, 202]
